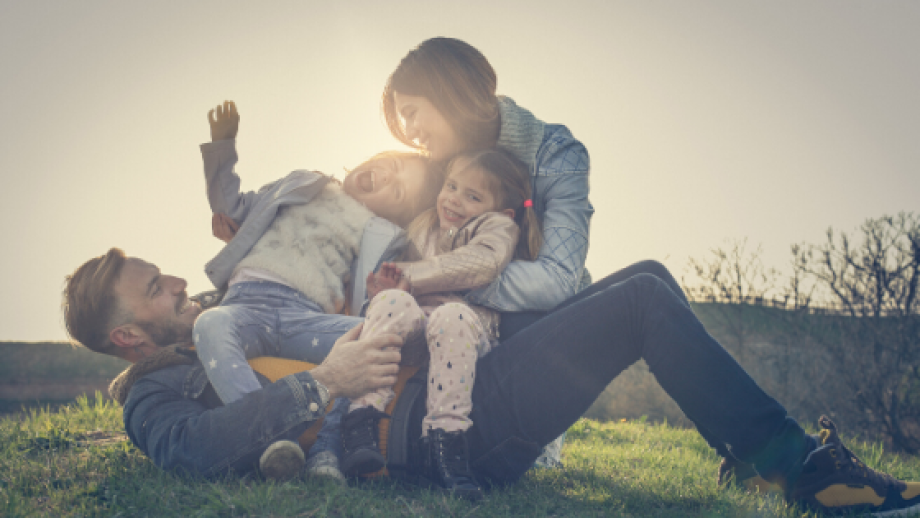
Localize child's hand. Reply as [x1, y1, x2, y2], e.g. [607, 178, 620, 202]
[379, 263, 412, 292]
[366, 263, 411, 299]
[208, 101, 239, 142]
[212, 213, 240, 243]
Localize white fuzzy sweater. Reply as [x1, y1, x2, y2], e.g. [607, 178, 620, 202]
[234, 183, 373, 313]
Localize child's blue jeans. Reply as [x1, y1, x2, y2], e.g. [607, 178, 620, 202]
[193, 281, 363, 460]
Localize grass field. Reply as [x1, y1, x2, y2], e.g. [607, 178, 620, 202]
[5, 395, 920, 517]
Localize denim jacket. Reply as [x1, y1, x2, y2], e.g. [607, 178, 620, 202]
[117, 346, 328, 477]
[201, 140, 406, 316]
[466, 97, 593, 312]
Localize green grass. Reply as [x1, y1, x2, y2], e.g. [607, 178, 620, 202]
[4, 396, 920, 517]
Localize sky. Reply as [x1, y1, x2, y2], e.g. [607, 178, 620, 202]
[1, 1, 918, 342]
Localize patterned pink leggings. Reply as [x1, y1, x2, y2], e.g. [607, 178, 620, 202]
[348, 289, 492, 435]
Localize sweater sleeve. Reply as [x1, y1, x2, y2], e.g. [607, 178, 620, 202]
[201, 139, 281, 224]
[394, 214, 519, 297]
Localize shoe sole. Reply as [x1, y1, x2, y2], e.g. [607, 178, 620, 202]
[414, 473, 484, 502]
[306, 466, 347, 485]
[803, 498, 920, 517]
[445, 486, 484, 502]
[259, 441, 305, 481]
[342, 449, 386, 476]
[871, 502, 920, 517]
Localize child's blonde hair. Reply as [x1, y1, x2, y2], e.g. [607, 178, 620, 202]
[409, 148, 542, 260]
[346, 151, 446, 227]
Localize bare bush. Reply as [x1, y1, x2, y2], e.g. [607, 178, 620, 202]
[792, 213, 920, 452]
[590, 214, 920, 453]
[683, 238, 778, 364]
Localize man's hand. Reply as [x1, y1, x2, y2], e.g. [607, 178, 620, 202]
[212, 213, 240, 243]
[366, 262, 412, 299]
[310, 324, 402, 400]
[208, 100, 239, 142]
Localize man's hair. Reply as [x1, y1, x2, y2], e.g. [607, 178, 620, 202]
[348, 151, 446, 227]
[62, 248, 131, 355]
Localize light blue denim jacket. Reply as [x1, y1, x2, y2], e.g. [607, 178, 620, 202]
[200, 140, 406, 316]
[467, 97, 593, 312]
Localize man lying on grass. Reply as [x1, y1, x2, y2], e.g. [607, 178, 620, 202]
[63, 242, 920, 516]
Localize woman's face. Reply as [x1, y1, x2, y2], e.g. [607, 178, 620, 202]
[393, 92, 467, 162]
[342, 155, 429, 227]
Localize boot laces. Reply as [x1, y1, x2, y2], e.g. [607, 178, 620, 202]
[343, 409, 386, 452]
[434, 433, 474, 479]
[818, 416, 902, 491]
[832, 442, 901, 490]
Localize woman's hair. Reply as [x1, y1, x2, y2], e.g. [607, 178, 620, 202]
[382, 37, 500, 155]
[410, 148, 542, 260]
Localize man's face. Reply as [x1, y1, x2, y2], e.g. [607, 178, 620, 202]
[113, 258, 201, 347]
[342, 155, 430, 227]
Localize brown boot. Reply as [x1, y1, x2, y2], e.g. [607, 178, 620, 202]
[422, 429, 483, 502]
[341, 407, 388, 476]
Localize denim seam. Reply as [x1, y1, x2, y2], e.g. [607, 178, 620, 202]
[488, 312, 569, 402]
[201, 376, 321, 478]
[533, 168, 589, 177]
[636, 275, 664, 361]
[542, 223, 590, 240]
[470, 435, 542, 478]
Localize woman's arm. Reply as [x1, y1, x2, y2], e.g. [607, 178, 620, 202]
[467, 129, 592, 311]
[394, 214, 519, 297]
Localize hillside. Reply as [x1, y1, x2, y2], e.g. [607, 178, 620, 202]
[0, 342, 128, 413]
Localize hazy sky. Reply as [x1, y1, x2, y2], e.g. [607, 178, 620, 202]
[2, 1, 918, 341]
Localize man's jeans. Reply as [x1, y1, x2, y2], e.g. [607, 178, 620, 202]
[194, 281, 363, 459]
[470, 261, 809, 484]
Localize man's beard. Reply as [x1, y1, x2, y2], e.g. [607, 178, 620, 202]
[136, 318, 193, 347]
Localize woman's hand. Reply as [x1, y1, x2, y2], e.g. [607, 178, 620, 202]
[366, 263, 411, 299]
[212, 213, 240, 243]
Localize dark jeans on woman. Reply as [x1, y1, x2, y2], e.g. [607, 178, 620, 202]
[467, 261, 809, 484]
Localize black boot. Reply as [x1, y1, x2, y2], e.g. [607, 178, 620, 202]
[341, 407, 389, 476]
[422, 429, 483, 501]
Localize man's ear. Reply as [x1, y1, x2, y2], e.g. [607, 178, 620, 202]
[110, 324, 144, 350]
[501, 208, 515, 220]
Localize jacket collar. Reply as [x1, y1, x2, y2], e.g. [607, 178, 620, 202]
[496, 95, 545, 169]
[108, 343, 196, 405]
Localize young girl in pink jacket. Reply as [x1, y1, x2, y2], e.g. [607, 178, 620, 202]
[341, 147, 542, 500]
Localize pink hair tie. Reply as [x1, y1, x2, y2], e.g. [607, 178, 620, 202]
[523, 199, 533, 208]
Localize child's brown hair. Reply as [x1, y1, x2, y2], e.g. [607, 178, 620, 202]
[447, 148, 542, 260]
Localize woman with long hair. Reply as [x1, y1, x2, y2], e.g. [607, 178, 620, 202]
[381, 37, 592, 472]
[382, 37, 593, 319]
